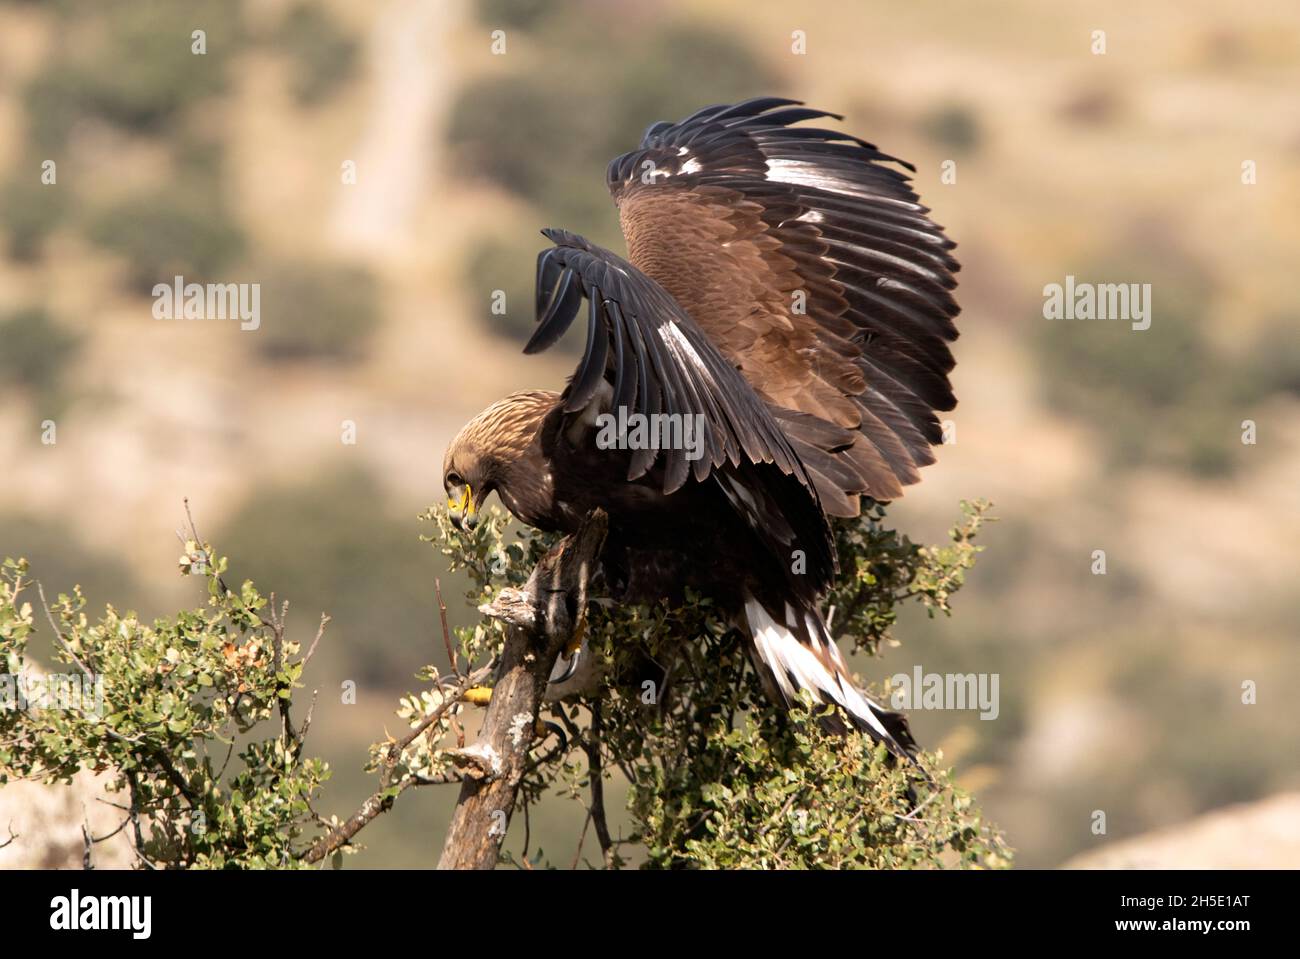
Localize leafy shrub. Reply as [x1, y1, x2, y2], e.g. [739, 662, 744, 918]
[216, 466, 438, 686]
[446, 18, 778, 236]
[431, 499, 1007, 868]
[475, 0, 552, 31]
[87, 189, 246, 293]
[919, 102, 982, 153]
[22, 0, 241, 148]
[249, 261, 380, 363]
[272, 1, 360, 106]
[2, 496, 1006, 869]
[0, 308, 81, 407]
[0, 165, 68, 261]
[1032, 257, 1243, 476]
[463, 234, 558, 345]
[0, 557, 330, 868]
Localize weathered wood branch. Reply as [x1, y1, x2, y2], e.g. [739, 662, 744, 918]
[436, 509, 607, 869]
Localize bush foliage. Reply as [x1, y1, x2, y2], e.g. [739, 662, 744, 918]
[0, 307, 81, 408]
[1, 501, 1007, 869]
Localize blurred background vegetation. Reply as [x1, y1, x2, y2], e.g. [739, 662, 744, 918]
[0, 0, 1297, 868]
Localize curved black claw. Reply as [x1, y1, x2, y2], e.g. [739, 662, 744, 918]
[549, 647, 580, 685]
[535, 720, 568, 753]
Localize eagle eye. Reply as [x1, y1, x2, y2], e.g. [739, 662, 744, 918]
[445, 471, 463, 488]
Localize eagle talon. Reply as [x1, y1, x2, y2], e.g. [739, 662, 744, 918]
[534, 719, 567, 752]
[463, 685, 493, 706]
[549, 616, 586, 686]
[549, 648, 580, 685]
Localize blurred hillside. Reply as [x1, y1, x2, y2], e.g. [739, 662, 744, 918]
[1, 0, 1298, 868]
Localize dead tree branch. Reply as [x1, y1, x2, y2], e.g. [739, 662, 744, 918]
[436, 509, 607, 870]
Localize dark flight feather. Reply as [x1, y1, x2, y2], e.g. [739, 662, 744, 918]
[606, 96, 960, 514]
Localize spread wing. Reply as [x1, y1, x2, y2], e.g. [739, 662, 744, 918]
[606, 97, 959, 513]
[526, 227, 834, 590]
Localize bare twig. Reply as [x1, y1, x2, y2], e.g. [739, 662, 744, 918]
[298, 689, 319, 744]
[435, 578, 459, 677]
[36, 582, 94, 681]
[303, 613, 329, 667]
[124, 773, 159, 870]
[569, 809, 592, 870]
[183, 497, 276, 632]
[521, 797, 532, 866]
[87, 815, 132, 845]
[896, 786, 942, 823]
[585, 702, 616, 868]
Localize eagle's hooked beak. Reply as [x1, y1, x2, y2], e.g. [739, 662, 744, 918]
[447, 484, 478, 532]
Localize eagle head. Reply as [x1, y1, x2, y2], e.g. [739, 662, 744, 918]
[443, 390, 559, 532]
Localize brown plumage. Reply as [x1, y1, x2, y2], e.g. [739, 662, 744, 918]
[443, 98, 960, 760]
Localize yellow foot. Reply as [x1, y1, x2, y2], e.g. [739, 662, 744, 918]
[534, 718, 567, 750]
[464, 686, 493, 706]
[564, 616, 587, 658]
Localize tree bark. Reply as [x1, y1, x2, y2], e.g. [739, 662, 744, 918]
[436, 509, 607, 869]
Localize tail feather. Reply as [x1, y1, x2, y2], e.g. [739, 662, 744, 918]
[744, 595, 920, 765]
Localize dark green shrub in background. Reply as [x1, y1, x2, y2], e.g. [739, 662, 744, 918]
[217, 465, 439, 686]
[273, 1, 360, 106]
[0, 515, 136, 633]
[919, 101, 982, 153]
[1032, 254, 1249, 477]
[249, 261, 380, 363]
[1238, 315, 1300, 400]
[463, 234, 557, 345]
[22, 0, 242, 149]
[475, 0, 552, 31]
[0, 165, 68, 261]
[87, 190, 246, 293]
[447, 14, 778, 239]
[446, 10, 780, 352]
[0, 307, 81, 409]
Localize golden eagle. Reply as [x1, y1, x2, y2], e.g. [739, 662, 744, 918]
[444, 98, 958, 760]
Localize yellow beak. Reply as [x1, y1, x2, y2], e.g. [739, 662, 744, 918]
[448, 484, 477, 531]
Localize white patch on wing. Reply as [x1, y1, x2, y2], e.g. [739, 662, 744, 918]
[658, 320, 711, 379]
[681, 158, 701, 175]
[766, 158, 926, 211]
[766, 158, 877, 200]
[841, 244, 945, 284]
[796, 209, 824, 224]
